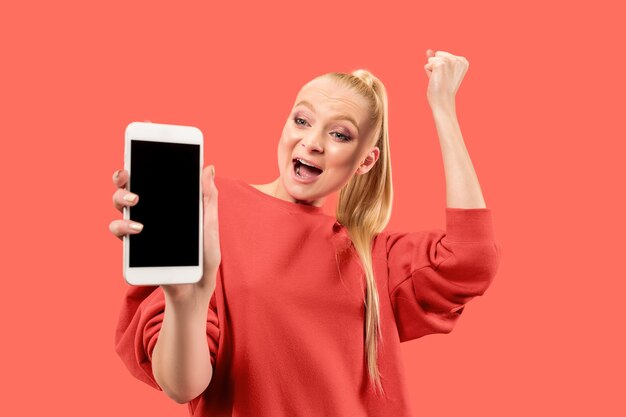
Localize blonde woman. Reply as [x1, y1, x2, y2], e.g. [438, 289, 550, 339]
[111, 49, 502, 416]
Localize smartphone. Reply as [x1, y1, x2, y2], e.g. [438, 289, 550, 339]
[123, 121, 204, 286]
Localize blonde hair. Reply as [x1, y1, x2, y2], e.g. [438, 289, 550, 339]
[315, 69, 393, 396]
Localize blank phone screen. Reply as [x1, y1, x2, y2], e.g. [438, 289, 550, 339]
[128, 140, 200, 267]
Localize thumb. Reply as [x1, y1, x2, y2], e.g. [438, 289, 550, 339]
[202, 165, 217, 205]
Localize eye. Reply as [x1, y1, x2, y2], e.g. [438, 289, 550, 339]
[294, 117, 308, 126]
[293, 117, 352, 142]
[331, 132, 351, 142]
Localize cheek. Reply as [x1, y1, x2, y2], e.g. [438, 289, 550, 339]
[280, 124, 296, 144]
[277, 143, 287, 171]
[276, 135, 296, 173]
[326, 149, 360, 171]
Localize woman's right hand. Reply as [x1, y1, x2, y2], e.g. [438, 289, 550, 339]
[109, 166, 221, 305]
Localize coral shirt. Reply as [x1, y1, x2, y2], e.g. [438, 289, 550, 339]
[114, 176, 502, 416]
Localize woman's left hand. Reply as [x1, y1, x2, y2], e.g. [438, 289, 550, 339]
[424, 49, 469, 109]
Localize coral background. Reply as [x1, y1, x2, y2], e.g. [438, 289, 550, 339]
[1, 1, 624, 415]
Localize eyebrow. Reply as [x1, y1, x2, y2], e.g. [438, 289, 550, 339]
[295, 100, 360, 135]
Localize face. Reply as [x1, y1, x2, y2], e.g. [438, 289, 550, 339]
[274, 77, 380, 207]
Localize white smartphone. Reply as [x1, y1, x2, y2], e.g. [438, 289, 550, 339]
[123, 121, 204, 286]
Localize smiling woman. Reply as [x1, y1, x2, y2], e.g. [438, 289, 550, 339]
[113, 66, 501, 417]
[265, 73, 395, 395]
[273, 73, 382, 210]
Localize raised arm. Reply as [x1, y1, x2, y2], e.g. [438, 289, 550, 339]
[424, 49, 486, 209]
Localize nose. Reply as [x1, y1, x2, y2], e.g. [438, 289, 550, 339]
[300, 131, 324, 153]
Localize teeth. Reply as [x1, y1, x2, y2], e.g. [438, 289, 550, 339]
[297, 158, 319, 169]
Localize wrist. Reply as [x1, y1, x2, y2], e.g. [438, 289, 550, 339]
[162, 286, 209, 312]
[430, 101, 456, 116]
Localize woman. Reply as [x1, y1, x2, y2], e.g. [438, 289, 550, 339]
[110, 49, 502, 416]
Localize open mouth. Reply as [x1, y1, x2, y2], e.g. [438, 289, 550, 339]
[293, 158, 323, 179]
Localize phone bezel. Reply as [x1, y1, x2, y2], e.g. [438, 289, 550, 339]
[123, 121, 204, 286]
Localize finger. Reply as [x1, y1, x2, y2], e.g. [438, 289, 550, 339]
[112, 169, 122, 186]
[202, 166, 220, 270]
[113, 169, 129, 189]
[109, 219, 144, 240]
[426, 59, 445, 71]
[202, 165, 218, 207]
[113, 188, 140, 213]
[434, 50, 456, 58]
[113, 169, 130, 188]
[202, 165, 219, 227]
[202, 165, 215, 195]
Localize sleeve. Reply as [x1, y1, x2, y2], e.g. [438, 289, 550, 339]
[114, 285, 220, 390]
[386, 208, 502, 342]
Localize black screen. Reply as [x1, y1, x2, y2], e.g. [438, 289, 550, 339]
[128, 140, 200, 267]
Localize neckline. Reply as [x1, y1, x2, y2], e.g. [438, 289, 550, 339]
[235, 179, 326, 214]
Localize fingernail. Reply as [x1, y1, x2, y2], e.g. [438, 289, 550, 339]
[124, 193, 138, 202]
[114, 170, 121, 180]
[211, 166, 215, 179]
[129, 222, 143, 231]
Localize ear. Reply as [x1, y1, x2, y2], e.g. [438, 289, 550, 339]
[355, 147, 380, 175]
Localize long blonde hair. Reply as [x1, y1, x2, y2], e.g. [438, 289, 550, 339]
[317, 69, 393, 396]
